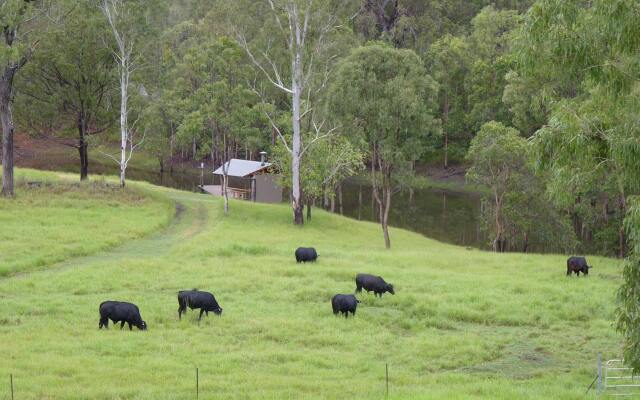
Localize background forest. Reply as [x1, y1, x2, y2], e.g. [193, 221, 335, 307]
[2, 0, 639, 257]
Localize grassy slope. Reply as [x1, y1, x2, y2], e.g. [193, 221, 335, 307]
[0, 170, 174, 276]
[0, 170, 623, 399]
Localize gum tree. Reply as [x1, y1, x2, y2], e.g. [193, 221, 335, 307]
[233, 0, 354, 225]
[328, 43, 438, 248]
[0, 0, 42, 196]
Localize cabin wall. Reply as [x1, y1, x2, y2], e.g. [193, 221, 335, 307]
[255, 174, 283, 203]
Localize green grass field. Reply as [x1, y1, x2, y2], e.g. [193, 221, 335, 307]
[0, 170, 623, 399]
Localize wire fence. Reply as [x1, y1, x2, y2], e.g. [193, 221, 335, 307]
[5, 364, 391, 399]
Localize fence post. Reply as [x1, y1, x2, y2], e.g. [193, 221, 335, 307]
[385, 363, 389, 398]
[597, 353, 603, 393]
[10, 374, 14, 400]
[196, 367, 199, 400]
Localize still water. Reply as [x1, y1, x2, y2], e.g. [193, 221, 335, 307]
[339, 180, 484, 247]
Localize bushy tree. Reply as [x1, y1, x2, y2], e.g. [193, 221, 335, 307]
[466, 121, 528, 252]
[329, 43, 439, 248]
[15, 0, 115, 181]
[517, 0, 640, 257]
[272, 134, 364, 220]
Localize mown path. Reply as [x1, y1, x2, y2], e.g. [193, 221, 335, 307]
[4, 191, 212, 281]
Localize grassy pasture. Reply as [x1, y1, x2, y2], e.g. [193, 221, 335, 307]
[0, 170, 623, 399]
[0, 170, 174, 276]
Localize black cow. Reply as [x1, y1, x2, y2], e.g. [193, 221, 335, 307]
[178, 290, 223, 320]
[295, 247, 318, 263]
[99, 301, 147, 331]
[355, 273, 395, 297]
[331, 294, 360, 318]
[567, 256, 591, 276]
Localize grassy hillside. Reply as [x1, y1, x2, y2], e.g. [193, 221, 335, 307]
[0, 170, 623, 399]
[0, 170, 174, 276]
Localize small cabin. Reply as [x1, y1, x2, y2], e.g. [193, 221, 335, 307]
[200, 158, 282, 203]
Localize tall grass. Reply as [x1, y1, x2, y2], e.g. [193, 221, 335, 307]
[0, 170, 622, 399]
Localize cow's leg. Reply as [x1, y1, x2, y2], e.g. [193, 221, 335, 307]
[206, 310, 209, 316]
[198, 309, 205, 321]
[120, 321, 125, 330]
[128, 322, 133, 331]
[178, 306, 183, 320]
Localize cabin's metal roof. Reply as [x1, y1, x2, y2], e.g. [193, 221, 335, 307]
[212, 159, 271, 177]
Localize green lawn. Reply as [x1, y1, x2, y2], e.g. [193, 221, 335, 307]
[0, 170, 623, 399]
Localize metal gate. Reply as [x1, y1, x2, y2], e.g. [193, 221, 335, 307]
[603, 359, 640, 396]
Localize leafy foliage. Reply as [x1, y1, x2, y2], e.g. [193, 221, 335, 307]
[329, 42, 439, 247]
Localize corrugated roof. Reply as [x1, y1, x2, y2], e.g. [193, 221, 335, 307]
[212, 159, 271, 177]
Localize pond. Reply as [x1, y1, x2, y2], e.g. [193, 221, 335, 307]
[339, 180, 485, 248]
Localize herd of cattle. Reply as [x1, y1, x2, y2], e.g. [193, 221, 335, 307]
[97, 250, 592, 331]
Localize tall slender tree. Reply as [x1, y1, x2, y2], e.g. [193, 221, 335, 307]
[234, 0, 352, 225]
[0, 0, 42, 196]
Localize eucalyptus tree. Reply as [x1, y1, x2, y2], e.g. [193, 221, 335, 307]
[100, 0, 167, 187]
[15, 0, 115, 180]
[171, 36, 268, 215]
[510, 0, 640, 368]
[466, 121, 528, 252]
[232, 0, 357, 225]
[517, 0, 640, 257]
[328, 43, 438, 248]
[171, 35, 268, 159]
[464, 6, 520, 133]
[0, 0, 44, 195]
[272, 134, 363, 220]
[426, 34, 470, 168]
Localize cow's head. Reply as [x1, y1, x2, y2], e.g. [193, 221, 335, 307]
[584, 265, 592, 275]
[139, 321, 148, 330]
[213, 307, 223, 316]
[387, 284, 395, 295]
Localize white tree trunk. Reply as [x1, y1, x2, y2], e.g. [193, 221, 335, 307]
[291, 44, 303, 224]
[119, 59, 128, 187]
[102, 0, 140, 188]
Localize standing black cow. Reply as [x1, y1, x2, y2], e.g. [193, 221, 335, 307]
[295, 247, 318, 263]
[99, 301, 147, 331]
[331, 294, 360, 318]
[567, 256, 591, 276]
[355, 273, 395, 297]
[178, 290, 223, 320]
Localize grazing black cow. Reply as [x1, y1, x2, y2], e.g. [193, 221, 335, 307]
[295, 247, 318, 263]
[331, 294, 360, 318]
[567, 256, 591, 276]
[178, 290, 223, 321]
[99, 301, 147, 331]
[355, 273, 395, 297]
